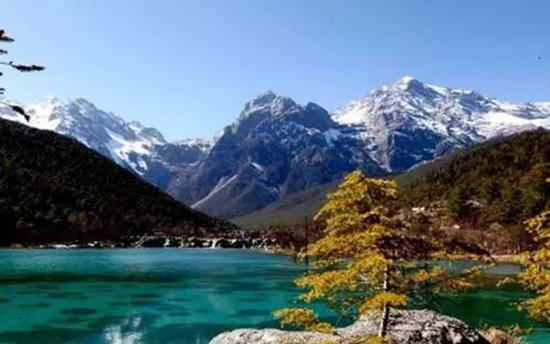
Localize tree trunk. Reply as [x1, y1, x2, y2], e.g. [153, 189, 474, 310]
[378, 268, 390, 337]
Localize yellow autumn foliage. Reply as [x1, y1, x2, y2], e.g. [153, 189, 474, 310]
[518, 210, 550, 322]
[275, 170, 488, 337]
[273, 308, 333, 333]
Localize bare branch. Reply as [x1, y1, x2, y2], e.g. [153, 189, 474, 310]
[0, 30, 15, 43]
[0, 61, 45, 72]
[0, 101, 31, 122]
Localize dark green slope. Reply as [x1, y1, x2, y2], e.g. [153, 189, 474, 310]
[236, 130, 549, 229]
[398, 129, 549, 225]
[0, 119, 234, 245]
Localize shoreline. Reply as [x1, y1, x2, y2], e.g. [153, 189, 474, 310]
[0, 245, 522, 264]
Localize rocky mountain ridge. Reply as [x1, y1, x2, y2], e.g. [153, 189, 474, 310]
[2, 76, 549, 218]
[0, 97, 211, 189]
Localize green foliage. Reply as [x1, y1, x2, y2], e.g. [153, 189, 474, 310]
[447, 185, 470, 219]
[0, 119, 233, 245]
[400, 130, 549, 226]
[238, 130, 549, 236]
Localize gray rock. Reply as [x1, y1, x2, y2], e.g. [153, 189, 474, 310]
[210, 328, 339, 344]
[210, 309, 490, 344]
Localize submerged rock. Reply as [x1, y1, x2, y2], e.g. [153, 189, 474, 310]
[210, 309, 490, 344]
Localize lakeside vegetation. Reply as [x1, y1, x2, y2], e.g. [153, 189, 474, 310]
[398, 130, 549, 253]
[273, 171, 549, 343]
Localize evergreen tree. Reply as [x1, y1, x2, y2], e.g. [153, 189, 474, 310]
[275, 171, 488, 341]
[447, 184, 470, 219]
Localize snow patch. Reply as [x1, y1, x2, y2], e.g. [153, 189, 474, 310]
[192, 174, 238, 208]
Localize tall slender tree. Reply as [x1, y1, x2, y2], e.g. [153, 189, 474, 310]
[275, 171, 489, 341]
[0, 29, 45, 121]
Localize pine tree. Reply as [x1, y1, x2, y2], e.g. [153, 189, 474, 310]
[447, 184, 470, 219]
[0, 29, 45, 120]
[275, 171, 488, 340]
[518, 210, 550, 322]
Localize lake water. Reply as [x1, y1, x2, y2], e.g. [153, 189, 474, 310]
[0, 249, 548, 344]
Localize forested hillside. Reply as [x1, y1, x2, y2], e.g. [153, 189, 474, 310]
[399, 129, 549, 226]
[0, 119, 233, 245]
[237, 130, 549, 241]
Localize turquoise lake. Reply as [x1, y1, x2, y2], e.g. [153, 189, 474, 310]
[0, 249, 548, 344]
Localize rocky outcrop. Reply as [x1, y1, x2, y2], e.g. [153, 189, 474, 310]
[210, 309, 490, 344]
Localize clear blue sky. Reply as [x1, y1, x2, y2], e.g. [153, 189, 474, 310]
[1, 0, 548, 140]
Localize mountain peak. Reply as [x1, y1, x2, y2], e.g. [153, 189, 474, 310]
[241, 91, 298, 118]
[396, 75, 417, 85]
[251, 90, 277, 104]
[41, 95, 61, 103]
[390, 75, 427, 92]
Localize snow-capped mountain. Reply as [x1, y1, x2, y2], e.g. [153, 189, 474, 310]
[1, 76, 548, 219]
[0, 97, 210, 189]
[167, 91, 385, 218]
[170, 79, 550, 218]
[333, 76, 550, 170]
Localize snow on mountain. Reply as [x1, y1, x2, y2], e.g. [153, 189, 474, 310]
[0, 97, 209, 188]
[175, 138, 213, 153]
[167, 91, 384, 218]
[332, 76, 550, 170]
[1, 76, 548, 219]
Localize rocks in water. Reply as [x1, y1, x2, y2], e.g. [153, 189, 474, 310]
[210, 309, 491, 344]
[21, 231, 285, 251]
[140, 237, 167, 248]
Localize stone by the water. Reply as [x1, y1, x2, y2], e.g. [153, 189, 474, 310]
[210, 309, 491, 344]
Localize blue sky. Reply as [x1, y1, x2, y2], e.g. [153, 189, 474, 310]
[1, 0, 548, 140]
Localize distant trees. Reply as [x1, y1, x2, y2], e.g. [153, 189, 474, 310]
[275, 171, 488, 341]
[518, 210, 550, 322]
[447, 184, 470, 219]
[0, 29, 45, 120]
[401, 130, 549, 251]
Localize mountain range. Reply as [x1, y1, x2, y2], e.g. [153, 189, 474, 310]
[0, 97, 211, 189]
[2, 76, 549, 219]
[234, 130, 549, 230]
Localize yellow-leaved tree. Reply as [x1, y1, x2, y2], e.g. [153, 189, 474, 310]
[275, 171, 488, 340]
[518, 210, 550, 322]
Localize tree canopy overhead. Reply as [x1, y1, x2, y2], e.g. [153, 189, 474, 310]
[0, 28, 45, 121]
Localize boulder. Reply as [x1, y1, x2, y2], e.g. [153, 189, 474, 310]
[210, 328, 339, 344]
[210, 309, 490, 344]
